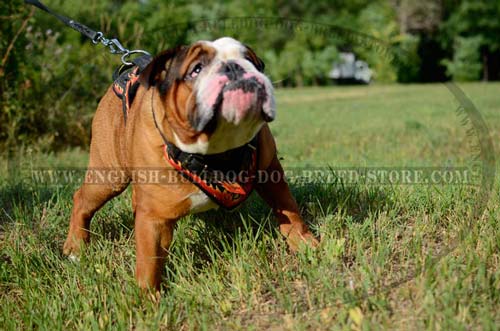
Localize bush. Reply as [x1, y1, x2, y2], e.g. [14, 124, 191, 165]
[0, 1, 114, 152]
[0, 0, 187, 153]
[442, 36, 482, 81]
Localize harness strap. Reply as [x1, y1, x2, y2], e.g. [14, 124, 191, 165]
[112, 55, 152, 81]
[112, 55, 152, 122]
[164, 138, 259, 210]
[165, 138, 258, 175]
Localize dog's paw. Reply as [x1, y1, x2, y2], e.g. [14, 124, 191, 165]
[63, 237, 85, 260]
[286, 231, 320, 253]
[67, 253, 80, 263]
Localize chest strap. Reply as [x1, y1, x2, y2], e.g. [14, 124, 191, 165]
[163, 138, 259, 210]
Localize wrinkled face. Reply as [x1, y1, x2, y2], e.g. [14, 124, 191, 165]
[140, 37, 275, 154]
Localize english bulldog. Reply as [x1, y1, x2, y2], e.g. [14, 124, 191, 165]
[63, 37, 318, 291]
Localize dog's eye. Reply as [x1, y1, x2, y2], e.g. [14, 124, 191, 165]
[189, 63, 203, 79]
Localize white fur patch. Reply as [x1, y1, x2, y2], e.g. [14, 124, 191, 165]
[206, 119, 263, 153]
[198, 37, 257, 77]
[173, 132, 209, 154]
[68, 254, 80, 263]
[189, 191, 218, 213]
[207, 37, 247, 61]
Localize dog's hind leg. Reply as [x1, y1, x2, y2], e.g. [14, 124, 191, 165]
[63, 169, 129, 258]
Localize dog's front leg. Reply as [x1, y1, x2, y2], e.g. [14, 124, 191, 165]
[256, 155, 319, 251]
[134, 211, 176, 291]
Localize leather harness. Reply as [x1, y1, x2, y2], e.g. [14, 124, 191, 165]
[112, 57, 258, 210]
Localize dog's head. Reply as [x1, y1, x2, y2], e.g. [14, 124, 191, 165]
[139, 37, 275, 154]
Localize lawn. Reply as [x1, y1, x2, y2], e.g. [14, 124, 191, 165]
[1, 83, 499, 330]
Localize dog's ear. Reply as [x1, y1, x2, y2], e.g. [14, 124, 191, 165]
[244, 44, 265, 73]
[139, 46, 186, 89]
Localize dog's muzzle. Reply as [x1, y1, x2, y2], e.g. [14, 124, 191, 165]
[193, 61, 276, 132]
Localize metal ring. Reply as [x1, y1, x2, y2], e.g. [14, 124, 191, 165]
[121, 49, 151, 66]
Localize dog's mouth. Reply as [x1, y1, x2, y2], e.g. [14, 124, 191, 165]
[218, 77, 273, 122]
[192, 72, 276, 133]
[201, 78, 271, 131]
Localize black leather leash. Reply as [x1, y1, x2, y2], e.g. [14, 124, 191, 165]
[24, 0, 150, 65]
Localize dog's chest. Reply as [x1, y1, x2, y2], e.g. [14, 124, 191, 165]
[188, 191, 219, 213]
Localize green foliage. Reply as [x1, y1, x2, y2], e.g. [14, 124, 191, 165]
[442, 36, 482, 81]
[440, 0, 500, 80]
[0, 0, 121, 152]
[354, 1, 400, 83]
[394, 34, 421, 83]
[441, 0, 500, 52]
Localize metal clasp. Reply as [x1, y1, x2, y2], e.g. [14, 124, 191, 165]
[107, 38, 128, 54]
[92, 30, 150, 65]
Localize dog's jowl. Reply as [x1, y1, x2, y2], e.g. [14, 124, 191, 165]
[63, 37, 318, 291]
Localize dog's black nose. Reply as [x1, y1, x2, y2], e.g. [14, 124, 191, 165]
[220, 61, 245, 80]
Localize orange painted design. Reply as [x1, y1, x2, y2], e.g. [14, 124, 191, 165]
[114, 66, 141, 117]
[123, 67, 140, 117]
[113, 83, 124, 95]
[163, 145, 257, 209]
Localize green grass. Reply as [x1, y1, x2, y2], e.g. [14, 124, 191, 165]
[1, 83, 499, 330]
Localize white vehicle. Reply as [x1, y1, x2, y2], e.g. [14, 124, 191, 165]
[329, 52, 372, 84]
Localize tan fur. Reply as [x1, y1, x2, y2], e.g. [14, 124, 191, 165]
[63, 42, 318, 292]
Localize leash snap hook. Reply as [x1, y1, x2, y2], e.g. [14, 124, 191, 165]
[108, 38, 128, 55]
[94, 34, 130, 56]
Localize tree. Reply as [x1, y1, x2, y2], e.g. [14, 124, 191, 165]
[442, 36, 482, 81]
[441, 0, 500, 81]
[390, 0, 442, 35]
